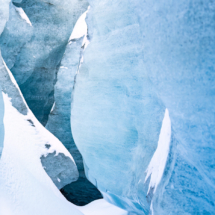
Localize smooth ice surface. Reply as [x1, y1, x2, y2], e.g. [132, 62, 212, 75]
[0, 93, 83, 215]
[71, 2, 165, 214]
[71, 0, 215, 214]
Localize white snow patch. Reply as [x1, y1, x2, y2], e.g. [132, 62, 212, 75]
[60, 66, 68, 69]
[69, 9, 88, 41]
[77, 199, 128, 215]
[69, 6, 90, 48]
[0, 93, 82, 215]
[145, 109, 171, 194]
[14, 6, 32, 26]
[50, 102, 55, 113]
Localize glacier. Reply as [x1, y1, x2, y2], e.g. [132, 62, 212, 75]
[0, 0, 102, 207]
[2, 0, 89, 125]
[0, 0, 215, 214]
[0, 56, 126, 214]
[46, 10, 102, 205]
[71, 0, 215, 214]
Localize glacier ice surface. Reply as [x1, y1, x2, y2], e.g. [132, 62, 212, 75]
[46, 9, 102, 204]
[71, 0, 215, 214]
[71, 2, 165, 214]
[6, 0, 89, 125]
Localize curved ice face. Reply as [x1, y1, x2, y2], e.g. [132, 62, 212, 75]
[7, 0, 88, 125]
[138, 1, 215, 214]
[71, 2, 165, 214]
[71, 0, 215, 214]
[46, 12, 102, 204]
[46, 37, 83, 171]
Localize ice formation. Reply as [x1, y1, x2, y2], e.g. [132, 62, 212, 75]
[0, 0, 214, 214]
[46, 9, 102, 204]
[71, 0, 215, 214]
[71, 2, 164, 214]
[0, 52, 79, 189]
[2, 0, 89, 125]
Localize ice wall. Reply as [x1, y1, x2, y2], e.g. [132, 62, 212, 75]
[71, 2, 165, 214]
[46, 12, 102, 204]
[0, 3, 33, 70]
[2, 0, 88, 125]
[71, 0, 215, 214]
[138, 1, 215, 214]
[46, 37, 83, 174]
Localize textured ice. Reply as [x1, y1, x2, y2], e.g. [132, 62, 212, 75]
[71, 1, 215, 214]
[0, 3, 33, 71]
[0, 53, 79, 189]
[6, 0, 88, 125]
[138, 1, 215, 214]
[0, 0, 10, 35]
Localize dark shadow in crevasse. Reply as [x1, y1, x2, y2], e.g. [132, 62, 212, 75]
[60, 172, 103, 206]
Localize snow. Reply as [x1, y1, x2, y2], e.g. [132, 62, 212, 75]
[69, 7, 90, 48]
[78, 199, 128, 215]
[0, 93, 83, 215]
[69, 9, 88, 41]
[145, 109, 171, 194]
[1, 61, 75, 160]
[50, 102, 55, 113]
[14, 6, 32, 26]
